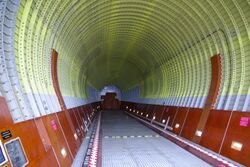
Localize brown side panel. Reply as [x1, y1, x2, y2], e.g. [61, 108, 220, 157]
[200, 110, 231, 152]
[180, 108, 202, 141]
[220, 112, 250, 166]
[154, 105, 165, 122]
[172, 107, 189, 135]
[160, 106, 168, 121]
[0, 97, 13, 128]
[73, 108, 83, 128]
[51, 50, 66, 110]
[204, 54, 222, 110]
[75, 108, 85, 138]
[80, 107, 87, 125]
[0, 97, 99, 167]
[148, 105, 156, 118]
[29, 148, 58, 167]
[69, 109, 84, 139]
[146, 105, 155, 119]
[161, 106, 178, 126]
[0, 97, 59, 167]
[42, 114, 73, 167]
[51, 49, 76, 159]
[194, 54, 222, 142]
[141, 104, 152, 118]
[0, 120, 58, 167]
[57, 110, 80, 156]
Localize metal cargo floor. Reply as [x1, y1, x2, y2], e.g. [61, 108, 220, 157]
[101, 110, 211, 167]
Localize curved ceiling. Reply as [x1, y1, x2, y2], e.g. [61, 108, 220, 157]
[14, 0, 250, 109]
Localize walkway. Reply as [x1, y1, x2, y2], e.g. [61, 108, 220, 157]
[101, 110, 211, 167]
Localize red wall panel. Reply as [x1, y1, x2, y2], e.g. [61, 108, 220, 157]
[195, 55, 222, 143]
[0, 118, 58, 167]
[0, 97, 13, 128]
[42, 114, 73, 167]
[153, 105, 165, 122]
[0, 95, 100, 167]
[172, 107, 189, 135]
[30, 148, 59, 167]
[57, 110, 80, 156]
[161, 106, 178, 126]
[75, 108, 86, 135]
[200, 110, 231, 152]
[146, 105, 155, 119]
[220, 111, 250, 166]
[179, 108, 202, 141]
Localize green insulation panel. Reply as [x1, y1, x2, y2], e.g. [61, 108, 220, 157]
[14, 0, 250, 101]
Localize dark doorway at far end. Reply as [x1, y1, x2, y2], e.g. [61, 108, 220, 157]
[101, 92, 121, 110]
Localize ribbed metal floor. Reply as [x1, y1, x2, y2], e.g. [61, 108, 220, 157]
[101, 110, 211, 167]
